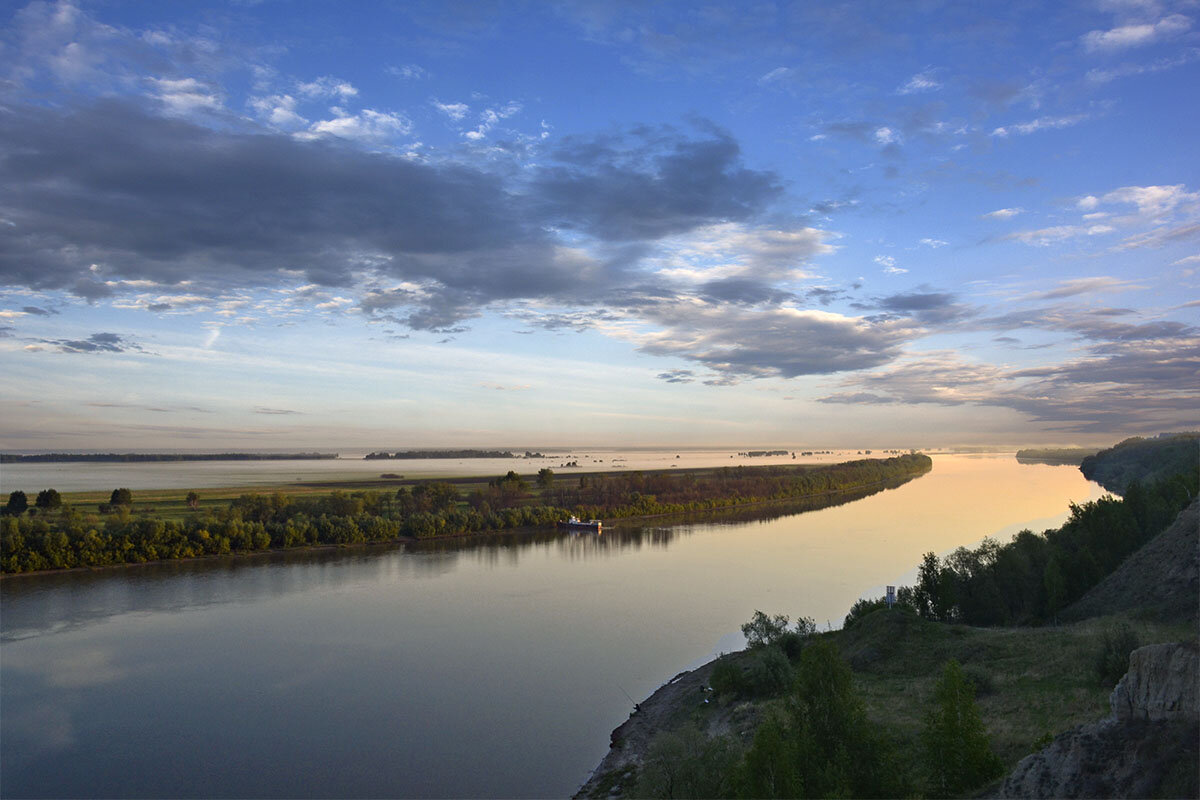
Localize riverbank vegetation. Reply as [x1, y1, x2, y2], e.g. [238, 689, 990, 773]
[0, 455, 930, 574]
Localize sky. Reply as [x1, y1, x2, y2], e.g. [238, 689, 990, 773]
[1, 0, 1197, 451]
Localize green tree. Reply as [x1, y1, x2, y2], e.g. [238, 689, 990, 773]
[109, 488, 133, 506]
[186, 491, 200, 510]
[636, 724, 741, 799]
[742, 610, 790, 648]
[921, 659, 1002, 798]
[537, 467, 554, 490]
[35, 488, 62, 510]
[4, 490, 28, 515]
[737, 638, 900, 798]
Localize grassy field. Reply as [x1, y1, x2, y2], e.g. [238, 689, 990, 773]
[837, 609, 1192, 766]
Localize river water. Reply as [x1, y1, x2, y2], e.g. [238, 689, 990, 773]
[0, 454, 1103, 798]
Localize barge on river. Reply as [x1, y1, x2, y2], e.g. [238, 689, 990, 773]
[557, 516, 602, 532]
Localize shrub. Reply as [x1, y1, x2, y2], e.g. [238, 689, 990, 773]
[635, 725, 740, 799]
[710, 658, 746, 699]
[1095, 623, 1140, 687]
[746, 646, 793, 697]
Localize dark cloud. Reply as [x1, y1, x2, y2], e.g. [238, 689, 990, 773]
[0, 326, 13, 338]
[657, 369, 695, 384]
[637, 304, 918, 380]
[874, 290, 975, 324]
[817, 392, 896, 404]
[35, 332, 142, 354]
[20, 305, 57, 316]
[698, 278, 795, 305]
[254, 407, 301, 415]
[534, 127, 782, 241]
[1, 103, 788, 331]
[806, 287, 845, 306]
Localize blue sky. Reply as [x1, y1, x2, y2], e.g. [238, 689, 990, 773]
[1, 0, 1197, 450]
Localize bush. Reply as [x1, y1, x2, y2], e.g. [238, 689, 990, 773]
[109, 488, 133, 506]
[635, 725, 740, 799]
[746, 646, 793, 697]
[1095, 623, 1140, 686]
[710, 658, 746, 699]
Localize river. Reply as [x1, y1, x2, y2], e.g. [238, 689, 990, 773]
[0, 454, 1104, 798]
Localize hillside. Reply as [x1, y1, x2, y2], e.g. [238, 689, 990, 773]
[1079, 433, 1199, 493]
[1061, 499, 1199, 625]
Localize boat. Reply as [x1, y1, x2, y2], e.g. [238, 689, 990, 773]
[557, 516, 602, 532]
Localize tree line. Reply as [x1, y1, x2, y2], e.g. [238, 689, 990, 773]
[845, 462, 1197, 628]
[0, 455, 930, 574]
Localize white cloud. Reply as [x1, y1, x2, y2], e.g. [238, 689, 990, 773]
[1172, 254, 1200, 265]
[297, 76, 358, 100]
[982, 207, 1024, 219]
[874, 126, 899, 145]
[463, 102, 522, 141]
[1081, 14, 1192, 52]
[250, 93, 306, 127]
[1078, 195, 1101, 210]
[1100, 184, 1199, 215]
[919, 238, 948, 248]
[897, 70, 941, 94]
[305, 109, 413, 142]
[757, 66, 793, 85]
[874, 255, 907, 274]
[432, 100, 469, 120]
[1086, 48, 1200, 82]
[991, 114, 1088, 137]
[147, 77, 221, 114]
[387, 64, 428, 80]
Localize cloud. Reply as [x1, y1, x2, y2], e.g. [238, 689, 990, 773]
[534, 127, 782, 242]
[297, 76, 358, 99]
[305, 108, 414, 142]
[991, 114, 1089, 137]
[33, 331, 143, 354]
[387, 64, 428, 80]
[636, 304, 919, 380]
[656, 369, 695, 383]
[432, 100, 470, 120]
[982, 207, 1024, 219]
[875, 291, 974, 324]
[21, 306, 58, 316]
[1030, 277, 1144, 300]
[253, 407, 301, 415]
[918, 238, 947, 248]
[1086, 48, 1200, 82]
[1099, 184, 1198, 216]
[873, 126, 900, 145]
[897, 70, 940, 94]
[463, 102, 522, 141]
[757, 66, 793, 85]
[1081, 14, 1192, 52]
[147, 77, 223, 114]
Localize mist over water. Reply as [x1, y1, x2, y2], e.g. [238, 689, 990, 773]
[0, 454, 1103, 798]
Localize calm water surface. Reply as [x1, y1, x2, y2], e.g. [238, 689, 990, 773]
[0, 455, 1103, 798]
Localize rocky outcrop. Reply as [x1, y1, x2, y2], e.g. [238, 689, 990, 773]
[1110, 642, 1199, 722]
[997, 642, 1199, 798]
